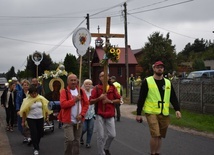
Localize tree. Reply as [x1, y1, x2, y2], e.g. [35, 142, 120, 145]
[177, 38, 214, 67]
[180, 43, 193, 57]
[81, 47, 95, 79]
[6, 66, 16, 80]
[64, 53, 78, 75]
[192, 38, 206, 53]
[139, 32, 177, 77]
[192, 59, 206, 71]
[17, 69, 29, 79]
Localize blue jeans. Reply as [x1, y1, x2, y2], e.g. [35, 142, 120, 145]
[81, 118, 94, 144]
[17, 115, 23, 133]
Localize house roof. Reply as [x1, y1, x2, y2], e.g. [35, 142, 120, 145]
[132, 48, 142, 55]
[95, 46, 138, 64]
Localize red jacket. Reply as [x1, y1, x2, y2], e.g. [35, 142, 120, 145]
[58, 86, 89, 123]
[90, 84, 121, 118]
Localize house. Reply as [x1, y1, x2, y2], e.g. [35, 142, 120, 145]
[132, 48, 143, 77]
[205, 60, 214, 70]
[91, 38, 138, 88]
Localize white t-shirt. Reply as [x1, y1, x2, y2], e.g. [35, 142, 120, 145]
[70, 88, 82, 124]
[27, 101, 43, 119]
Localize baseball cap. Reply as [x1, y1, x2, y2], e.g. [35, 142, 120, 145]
[153, 61, 164, 67]
[12, 77, 18, 81]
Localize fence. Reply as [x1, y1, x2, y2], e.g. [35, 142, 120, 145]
[130, 79, 214, 114]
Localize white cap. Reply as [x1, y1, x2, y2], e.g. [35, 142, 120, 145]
[12, 77, 18, 81]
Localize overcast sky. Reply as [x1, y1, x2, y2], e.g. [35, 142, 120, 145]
[0, 0, 213, 73]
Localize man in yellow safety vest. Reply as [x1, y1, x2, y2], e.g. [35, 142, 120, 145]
[136, 61, 181, 155]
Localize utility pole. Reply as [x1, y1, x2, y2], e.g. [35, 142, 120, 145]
[86, 13, 91, 79]
[124, 2, 129, 98]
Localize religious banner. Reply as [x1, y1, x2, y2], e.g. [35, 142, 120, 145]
[32, 51, 43, 77]
[32, 51, 43, 65]
[72, 27, 91, 129]
[38, 64, 68, 101]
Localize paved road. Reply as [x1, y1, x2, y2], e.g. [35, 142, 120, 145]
[1, 91, 214, 155]
[4, 116, 214, 155]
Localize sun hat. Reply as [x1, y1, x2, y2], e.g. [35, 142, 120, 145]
[11, 77, 18, 81]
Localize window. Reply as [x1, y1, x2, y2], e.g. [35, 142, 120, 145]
[117, 67, 122, 77]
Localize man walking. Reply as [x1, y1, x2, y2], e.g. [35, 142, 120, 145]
[136, 61, 181, 155]
[58, 74, 89, 155]
[90, 71, 121, 155]
[110, 76, 122, 122]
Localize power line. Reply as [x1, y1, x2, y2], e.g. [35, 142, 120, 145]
[1, 19, 86, 71]
[0, 15, 83, 19]
[129, 0, 194, 14]
[0, 35, 72, 47]
[129, 0, 170, 12]
[46, 18, 86, 53]
[129, 13, 197, 39]
[90, 1, 130, 17]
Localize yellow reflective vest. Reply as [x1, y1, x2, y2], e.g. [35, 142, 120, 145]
[113, 81, 121, 95]
[143, 76, 171, 116]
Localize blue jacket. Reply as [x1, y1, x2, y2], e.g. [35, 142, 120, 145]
[15, 89, 26, 111]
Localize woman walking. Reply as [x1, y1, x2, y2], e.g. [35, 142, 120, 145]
[80, 79, 95, 148]
[20, 85, 52, 155]
[1, 81, 16, 131]
[16, 79, 31, 144]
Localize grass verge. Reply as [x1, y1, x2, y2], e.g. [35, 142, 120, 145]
[133, 108, 214, 134]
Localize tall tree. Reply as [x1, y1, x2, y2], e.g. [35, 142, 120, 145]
[192, 38, 206, 53]
[64, 53, 78, 75]
[177, 38, 214, 65]
[192, 59, 206, 71]
[140, 32, 177, 77]
[81, 47, 95, 79]
[6, 66, 16, 80]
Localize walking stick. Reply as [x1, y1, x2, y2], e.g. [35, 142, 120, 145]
[102, 61, 108, 112]
[76, 55, 83, 129]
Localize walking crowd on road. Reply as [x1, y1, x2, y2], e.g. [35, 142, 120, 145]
[1, 61, 182, 155]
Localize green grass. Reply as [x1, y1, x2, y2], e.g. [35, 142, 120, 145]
[133, 108, 214, 134]
[169, 108, 214, 134]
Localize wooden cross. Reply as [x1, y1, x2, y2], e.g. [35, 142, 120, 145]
[91, 17, 124, 111]
[91, 17, 125, 46]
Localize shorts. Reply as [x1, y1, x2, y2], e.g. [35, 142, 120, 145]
[145, 114, 170, 138]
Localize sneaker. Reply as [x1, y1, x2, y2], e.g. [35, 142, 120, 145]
[23, 137, 28, 143]
[34, 150, 39, 155]
[104, 149, 111, 155]
[80, 139, 84, 145]
[6, 126, 10, 131]
[10, 127, 14, 132]
[86, 144, 91, 148]
[27, 138, 32, 146]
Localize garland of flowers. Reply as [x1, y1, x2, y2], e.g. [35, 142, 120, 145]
[38, 69, 68, 81]
[100, 45, 121, 66]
